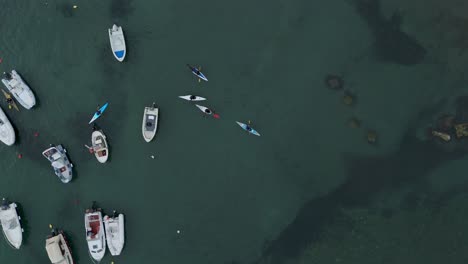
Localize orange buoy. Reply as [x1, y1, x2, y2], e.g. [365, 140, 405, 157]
[17, 154, 23, 159]
[0, 58, 3, 64]
[34, 132, 39, 137]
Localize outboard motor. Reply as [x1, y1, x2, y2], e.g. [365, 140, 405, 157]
[3, 72, 12, 80]
[1, 198, 9, 210]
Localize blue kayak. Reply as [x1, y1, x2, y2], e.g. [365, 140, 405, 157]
[236, 121, 260, 136]
[186, 64, 208, 82]
[88, 102, 109, 124]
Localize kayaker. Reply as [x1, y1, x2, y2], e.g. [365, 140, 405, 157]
[190, 95, 196, 100]
[246, 126, 252, 132]
[6, 98, 12, 104]
[205, 109, 212, 114]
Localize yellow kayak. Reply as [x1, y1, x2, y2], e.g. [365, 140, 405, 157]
[1, 89, 19, 111]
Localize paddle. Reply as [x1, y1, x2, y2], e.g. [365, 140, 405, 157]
[198, 66, 202, 83]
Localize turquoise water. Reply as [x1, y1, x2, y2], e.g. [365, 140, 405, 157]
[1, 0, 468, 263]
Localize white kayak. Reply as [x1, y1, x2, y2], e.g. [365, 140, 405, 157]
[1, 70, 36, 109]
[195, 104, 220, 119]
[91, 130, 109, 163]
[0, 106, 15, 146]
[103, 212, 125, 256]
[0, 198, 23, 249]
[179, 95, 206, 101]
[109, 24, 126, 62]
[142, 102, 158, 142]
[236, 121, 261, 136]
[84, 208, 106, 262]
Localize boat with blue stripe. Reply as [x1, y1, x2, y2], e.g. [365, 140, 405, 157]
[109, 24, 126, 62]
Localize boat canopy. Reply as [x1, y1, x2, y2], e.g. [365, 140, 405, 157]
[45, 236, 65, 263]
[51, 152, 61, 160]
[51, 161, 65, 168]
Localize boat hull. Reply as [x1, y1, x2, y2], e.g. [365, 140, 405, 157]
[142, 105, 158, 142]
[84, 210, 106, 262]
[42, 144, 73, 183]
[45, 232, 74, 264]
[91, 130, 109, 163]
[104, 213, 125, 256]
[0, 201, 23, 249]
[109, 24, 126, 62]
[1, 70, 36, 109]
[0, 106, 15, 146]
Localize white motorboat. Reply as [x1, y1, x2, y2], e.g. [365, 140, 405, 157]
[178, 95, 206, 101]
[1, 70, 36, 109]
[103, 211, 125, 256]
[108, 24, 126, 62]
[84, 208, 106, 262]
[45, 230, 74, 264]
[142, 102, 158, 142]
[90, 130, 109, 163]
[42, 144, 73, 183]
[0, 106, 15, 146]
[0, 198, 23, 249]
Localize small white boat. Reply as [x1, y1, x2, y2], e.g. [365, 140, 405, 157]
[90, 130, 109, 163]
[108, 24, 126, 62]
[84, 208, 106, 262]
[195, 104, 220, 119]
[179, 95, 206, 101]
[0, 198, 23, 249]
[142, 102, 158, 142]
[103, 211, 125, 256]
[0, 106, 15, 146]
[42, 144, 73, 183]
[1, 70, 36, 109]
[45, 230, 74, 264]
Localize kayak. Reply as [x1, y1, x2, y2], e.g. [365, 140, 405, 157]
[195, 104, 219, 119]
[186, 64, 208, 82]
[88, 103, 109, 124]
[1, 89, 19, 111]
[236, 121, 260, 136]
[179, 95, 206, 101]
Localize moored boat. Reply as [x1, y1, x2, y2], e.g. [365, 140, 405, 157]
[84, 207, 106, 262]
[142, 102, 158, 142]
[0, 198, 23, 249]
[90, 130, 109, 163]
[1, 70, 36, 109]
[45, 229, 74, 264]
[42, 144, 73, 183]
[103, 211, 125, 256]
[108, 24, 126, 62]
[0, 106, 15, 146]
